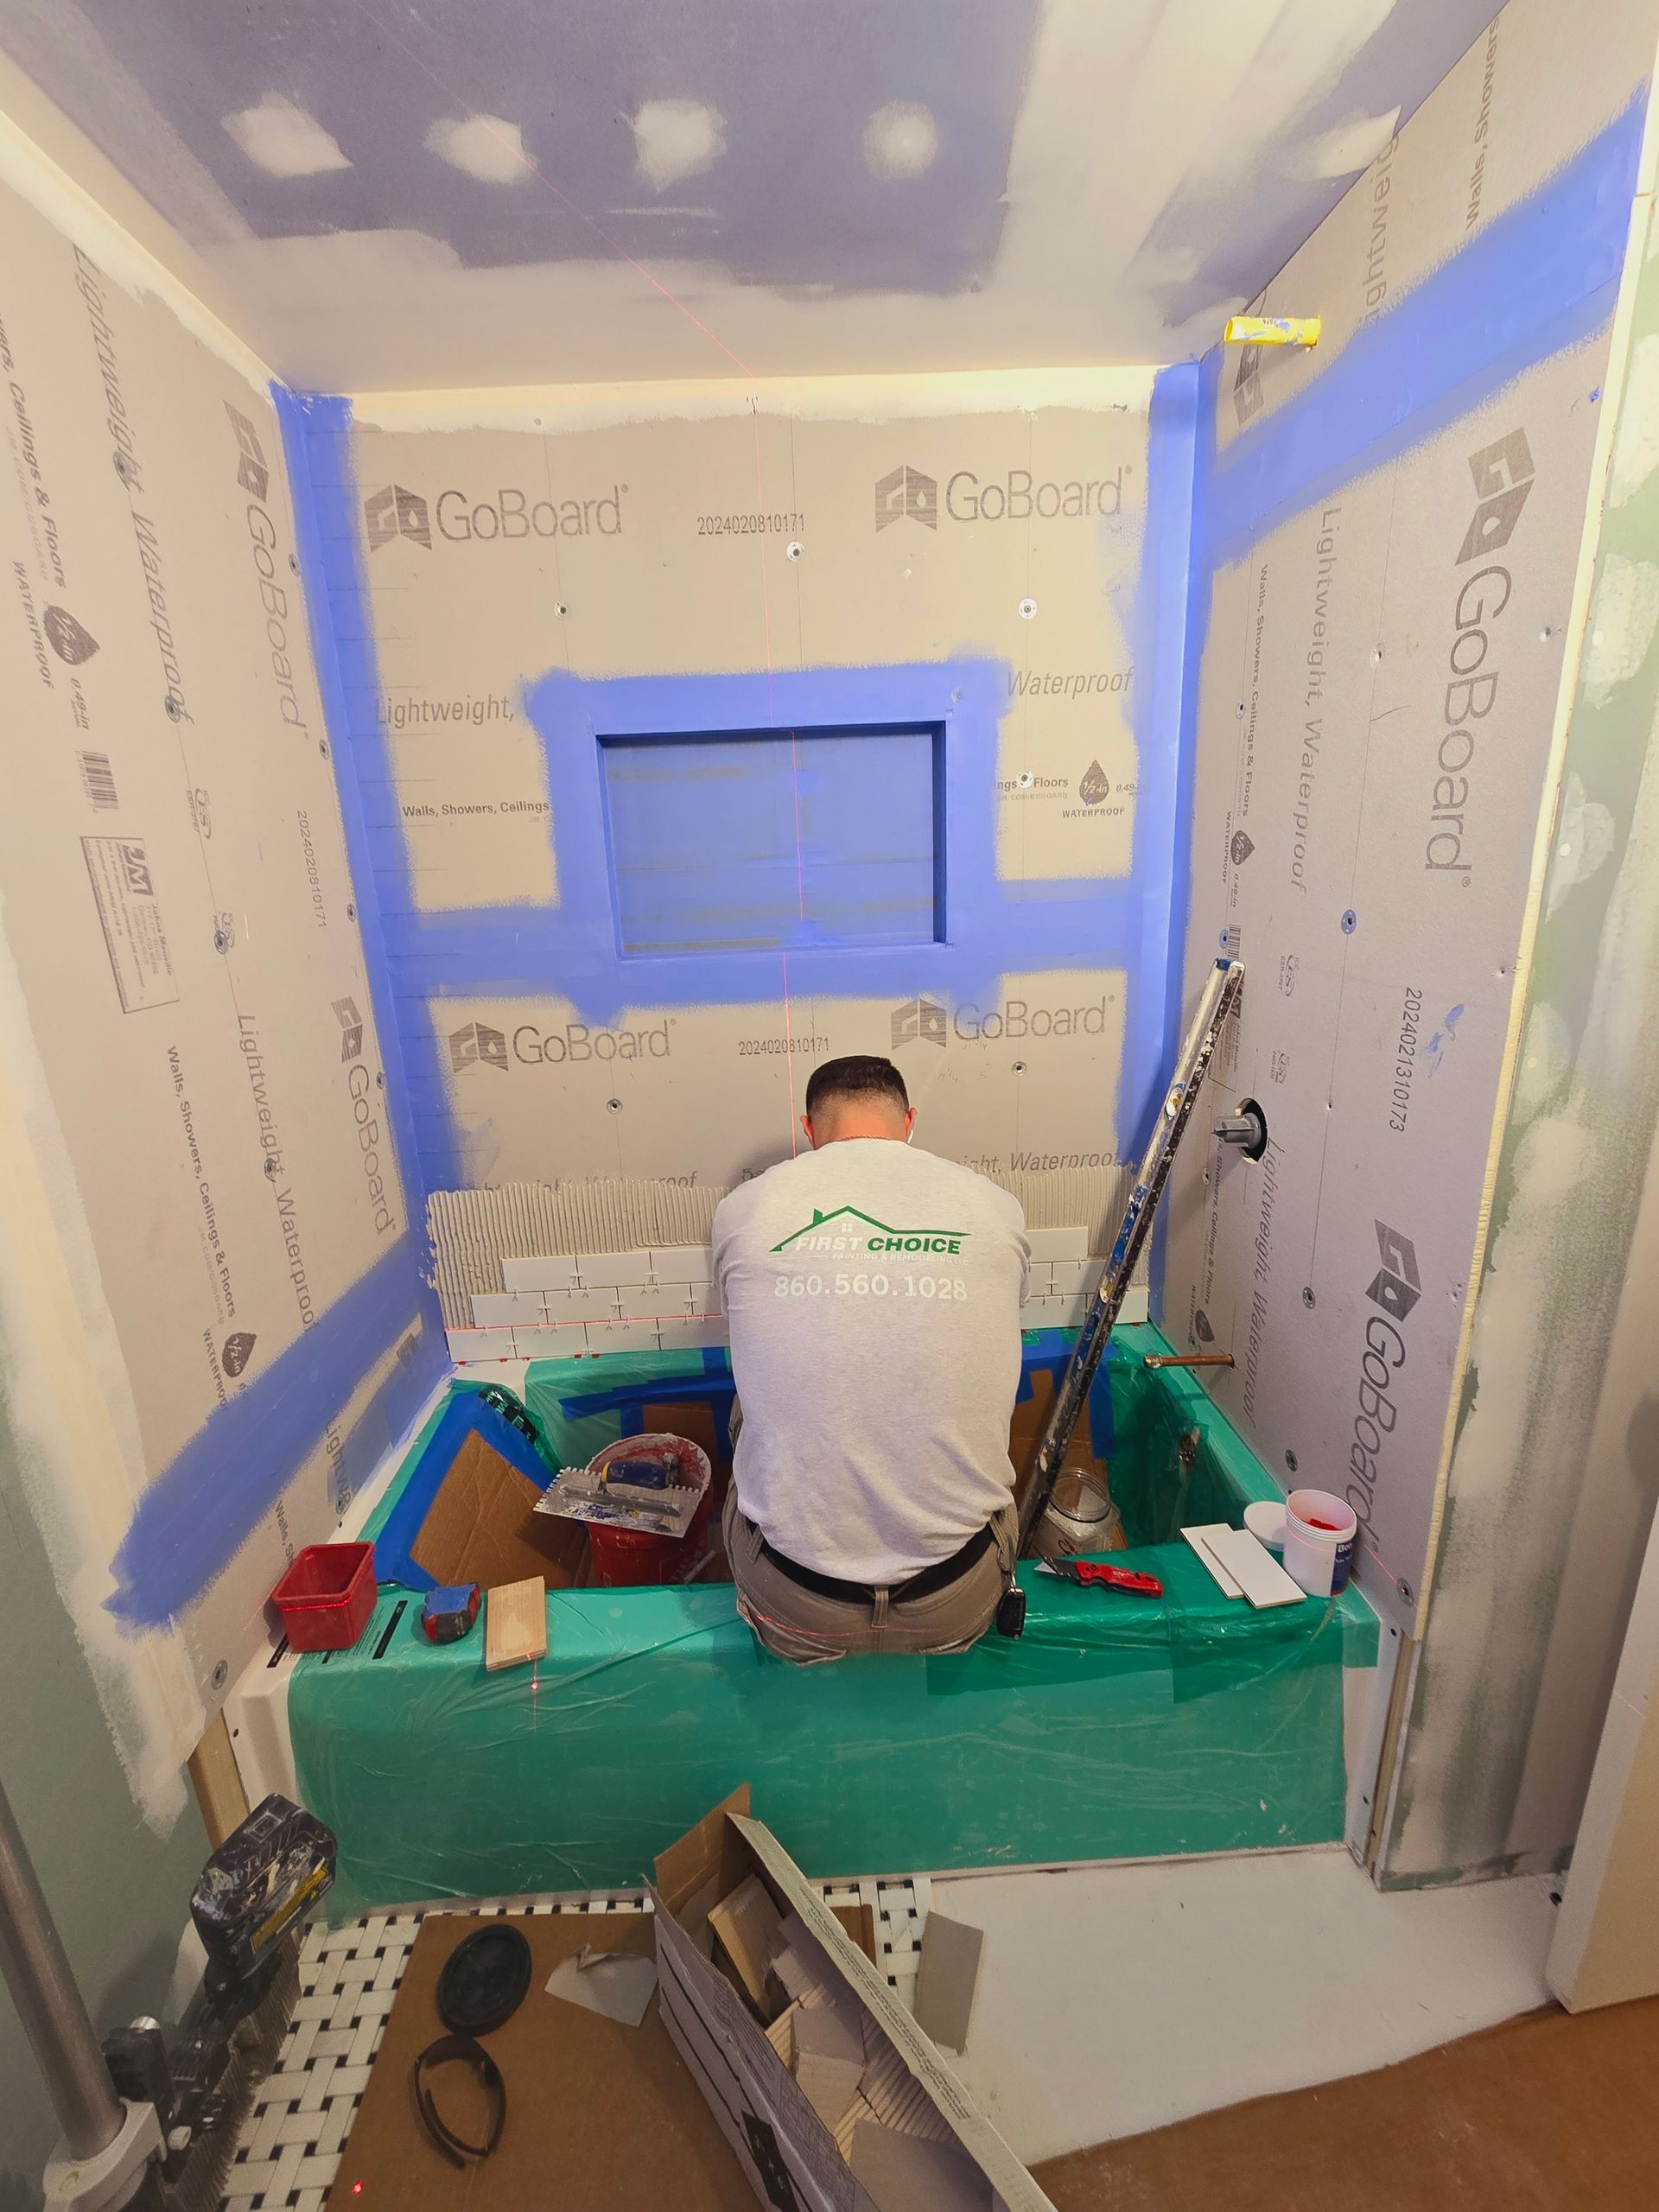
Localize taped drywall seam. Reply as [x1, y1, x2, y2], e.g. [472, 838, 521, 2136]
[1201, 96, 1647, 569]
[0, 98, 269, 392]
[1148, 350, 1221, 1332]
[276, 388, 465, 1198]
[275, 387, 448, 1230]
[349, 366, 1156, 438]
[107, 1234, 435, 1628]
[1408, 82, 1659, 1648]
[1115, 361, 1200, 1160]
[0, 905, 200, 1829]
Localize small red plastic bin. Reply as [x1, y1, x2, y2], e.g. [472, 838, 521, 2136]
[270, 1543, 378, 1652]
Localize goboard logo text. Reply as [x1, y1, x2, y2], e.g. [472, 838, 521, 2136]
[1347, 1220, 1421, 1544]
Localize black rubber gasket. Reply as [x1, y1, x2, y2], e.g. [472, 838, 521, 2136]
[435, 1923, 532, 2038]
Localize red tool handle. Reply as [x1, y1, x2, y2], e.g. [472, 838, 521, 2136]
[1070, 1560, 1165, 1597]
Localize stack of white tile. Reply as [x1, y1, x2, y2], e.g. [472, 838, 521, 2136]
[1021, 1228, 1103, 1331]
[446, 1248, 724, 1365]
[446, 1226, 1142, 1365]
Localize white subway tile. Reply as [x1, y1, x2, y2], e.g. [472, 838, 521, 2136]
[617, 1286, 692, 1322]
[1022, 1262, 1054, 1302]
[1119, 1285, 1150, 1325]
[1027, 1226, 1090, 1262]
[651, 1247, 713, 1285]
[585, 1318, 663, 1351]
[1049, 1259, 1096, 1295]
[450, 1326, 518, 1364]
[471, 1291, 546, 1325]
[657, 1316, 730, 1350]
[512, 1323, 589, 1359]
[547, 1285, 624, 1323]
[575, 1249, 656, 1287]
[503, 1254, 581, 1294]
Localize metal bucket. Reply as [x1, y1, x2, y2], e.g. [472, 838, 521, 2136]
[1033, 1468, 1125, 1560]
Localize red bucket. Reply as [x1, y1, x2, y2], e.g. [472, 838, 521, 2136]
[585, 1434, 713, 1587]
[270, 1542, 377, 1651]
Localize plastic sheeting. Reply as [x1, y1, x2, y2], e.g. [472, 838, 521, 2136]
[294, 1325, 1376, 1915]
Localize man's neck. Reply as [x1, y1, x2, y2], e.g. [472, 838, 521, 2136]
[814, 1119, 906, 1146]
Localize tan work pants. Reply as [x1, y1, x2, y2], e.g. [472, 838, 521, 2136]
[722, 1485, 1015, 1665]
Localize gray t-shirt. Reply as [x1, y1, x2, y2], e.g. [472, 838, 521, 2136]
[713, 1140, 1030, 1581]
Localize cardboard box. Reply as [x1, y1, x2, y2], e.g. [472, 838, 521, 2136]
[651, 1788, 1055, 2212]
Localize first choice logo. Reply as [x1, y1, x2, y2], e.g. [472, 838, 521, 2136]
[225, 404, 270, 502]
[875, 462, 1126, 531]
[875, 464, 938, 531]
[1427, 429, 1534, 877]
[365, 484, 431, 551]
[333, 995, 364, 1061]
[891, 995, 947, 1047]
[449, 1020, 508, 1072]
[1348, 1220, 1420, 1540]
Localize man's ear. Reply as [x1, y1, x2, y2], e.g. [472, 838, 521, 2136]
[904, 1108, 918, 1139]
[800, 1114, 817, 1149]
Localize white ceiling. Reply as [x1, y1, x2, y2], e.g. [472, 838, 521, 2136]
[1, 0, 1503, 392]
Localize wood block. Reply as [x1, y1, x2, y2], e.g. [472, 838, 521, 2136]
[485, 1575, 548, 1669]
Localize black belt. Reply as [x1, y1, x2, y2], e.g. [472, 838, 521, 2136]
[759, 1516, 996, 1605]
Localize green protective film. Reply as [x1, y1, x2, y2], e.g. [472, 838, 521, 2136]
[295, 1326, 1376, 1916]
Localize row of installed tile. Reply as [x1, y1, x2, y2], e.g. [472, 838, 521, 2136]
[448, 1231, 1116, 1367]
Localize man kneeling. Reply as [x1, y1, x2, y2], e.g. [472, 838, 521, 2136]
[712, 1054, 1030, 1662]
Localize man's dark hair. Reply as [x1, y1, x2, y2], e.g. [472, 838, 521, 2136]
[804, 1054, 910, 1120]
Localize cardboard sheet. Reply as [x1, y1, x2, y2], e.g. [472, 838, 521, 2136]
[325, 1913, 752, 2210]
[410, 1429, 586, 1591]
[649, 1798, 1057, 2211]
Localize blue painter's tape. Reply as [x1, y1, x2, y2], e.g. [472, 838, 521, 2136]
[108, 1236, 432, 1628]
[383, 658, 1168, 1196]
[1117, 362, 1199, 1159]
[372, 1394, 552, 1592]
[1149, 351, 1223, 1330]
[276, 390, 464, 1193]
[1204, 99, 1644, 569]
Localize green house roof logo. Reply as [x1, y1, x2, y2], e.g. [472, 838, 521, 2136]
[772, 1205, 969, 1252]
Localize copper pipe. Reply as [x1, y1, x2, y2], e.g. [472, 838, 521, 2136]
[1142, 1352, 1235, 1369]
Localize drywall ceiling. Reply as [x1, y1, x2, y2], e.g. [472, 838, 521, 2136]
[1, 0, 1502, 391]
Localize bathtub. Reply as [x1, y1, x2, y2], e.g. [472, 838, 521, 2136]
[236, 1324, 1385, 1918]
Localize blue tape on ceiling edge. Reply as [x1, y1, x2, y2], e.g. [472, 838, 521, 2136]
[275, 388, 464, 1194]
[107, 1236, 433, 1628]
[1203, 96, 1644, 570]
